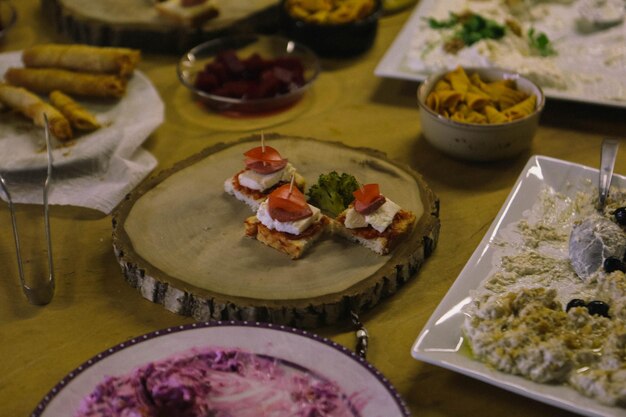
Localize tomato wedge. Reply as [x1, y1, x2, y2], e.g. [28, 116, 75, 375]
[355, 195, 386, 215]
[353, 184, 386, 215]
[244, 146, 288, 174]
[244, 146, 284, 162]
[268, 184, 312, 222]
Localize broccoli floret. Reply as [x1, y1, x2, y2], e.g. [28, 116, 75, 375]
[307, 171, 360, 217]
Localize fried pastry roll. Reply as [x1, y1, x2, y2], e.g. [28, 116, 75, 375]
[5, 67, 127, 98]
[49, 90, 100, 131]
[0, 83, 73, 141]
[22, 44, 141, 78]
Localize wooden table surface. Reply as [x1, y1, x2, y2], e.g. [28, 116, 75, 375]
[1, 1, 625, 416]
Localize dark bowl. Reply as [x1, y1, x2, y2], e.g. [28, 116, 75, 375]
[279, 0, 382, 58]
[177, 34, 320, 114]
[0, 0, 17, 39]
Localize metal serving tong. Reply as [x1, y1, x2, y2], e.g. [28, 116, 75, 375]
[0, 115, 55, 305]
[351, 310, 369, 359]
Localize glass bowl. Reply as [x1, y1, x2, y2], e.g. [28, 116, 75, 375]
[0, 0, 17, 39]
[279, 0, 382, 57]
[177, 34, 320, 114]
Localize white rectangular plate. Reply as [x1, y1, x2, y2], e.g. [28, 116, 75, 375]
[412, 155, 626, 417]
[375, 0, 626, 108]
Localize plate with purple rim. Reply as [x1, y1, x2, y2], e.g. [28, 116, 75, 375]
[32, 321, 411, 417]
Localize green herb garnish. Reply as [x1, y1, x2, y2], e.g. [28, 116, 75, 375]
[427, 12, 459, 29]
[427, 11, 506, 53]
[527, 28, 556, 56]
[459, 14, 505, 46]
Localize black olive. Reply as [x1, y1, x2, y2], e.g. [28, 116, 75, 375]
[614, 207, 626, 226]
[566, 299, 587, 312]
[603, 257, 625, 273]
[586, 300, 610, 318]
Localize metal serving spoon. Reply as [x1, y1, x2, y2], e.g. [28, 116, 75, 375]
[569, 139, 623, 281]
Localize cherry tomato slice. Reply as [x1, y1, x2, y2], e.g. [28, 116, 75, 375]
[271, 183, 305, 203]
[244, 146, 284, 162]
[353, 184, 380, 205]
[353, 184, 386, 215]
[355, 195, 386, 215]
[268, 184, 312, 222]
[245, 158, 288, 174]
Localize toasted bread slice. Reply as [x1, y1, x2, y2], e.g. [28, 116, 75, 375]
[333, 208, 416, 255]
[224, 170, 305, 212]
[244, 215, 329, 259]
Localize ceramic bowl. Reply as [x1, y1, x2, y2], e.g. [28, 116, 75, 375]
[177, 34, 320, 113]
[279, 0, 382, 57]
[417, 67, 545, 161]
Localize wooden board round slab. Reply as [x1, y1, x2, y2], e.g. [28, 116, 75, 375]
[112, 134, 440, 328]
[41, 0, 279, 53]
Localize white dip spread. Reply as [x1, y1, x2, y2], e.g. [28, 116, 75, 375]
[405, 0, 626, 102]
[463, 184, 626, 407]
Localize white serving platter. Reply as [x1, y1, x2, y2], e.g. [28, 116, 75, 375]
[375, 0, 626, 108]
[412, 155, 626, 417]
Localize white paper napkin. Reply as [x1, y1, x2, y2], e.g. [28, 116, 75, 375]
[0, 141, 158, 214]
[0, 51, 164, 214]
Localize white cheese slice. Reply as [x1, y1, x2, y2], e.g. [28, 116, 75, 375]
[238, 162, 296, 191]
[344, 208, 368, 229]
[257, 200, 321, 235]
[344, 199, 401, 233]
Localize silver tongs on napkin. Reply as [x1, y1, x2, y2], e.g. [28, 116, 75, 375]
[0, 115, 55, 305]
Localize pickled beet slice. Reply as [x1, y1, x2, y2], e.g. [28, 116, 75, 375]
[193, 49, 306, 100]
[195, 72, 219, 92]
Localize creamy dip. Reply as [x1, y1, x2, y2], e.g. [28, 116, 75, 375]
[463, 185, 626, 407]
[74, 347, 361, 417]
[405, 0, 626, 101]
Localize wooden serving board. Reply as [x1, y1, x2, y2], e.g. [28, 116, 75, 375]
[112, 134, 440, 328]
[41, 0, 279, 53]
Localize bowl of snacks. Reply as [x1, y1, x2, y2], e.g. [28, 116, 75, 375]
[177, 34, 320, 113]
[417, 66, 545, 161]
[280, 0, 382, 57]
[0, 0, 17, 39]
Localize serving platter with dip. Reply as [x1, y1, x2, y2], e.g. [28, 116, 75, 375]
[413, 155, 626, 417]
[112, 134, 440, 329]
[375, 0, 626, 108]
